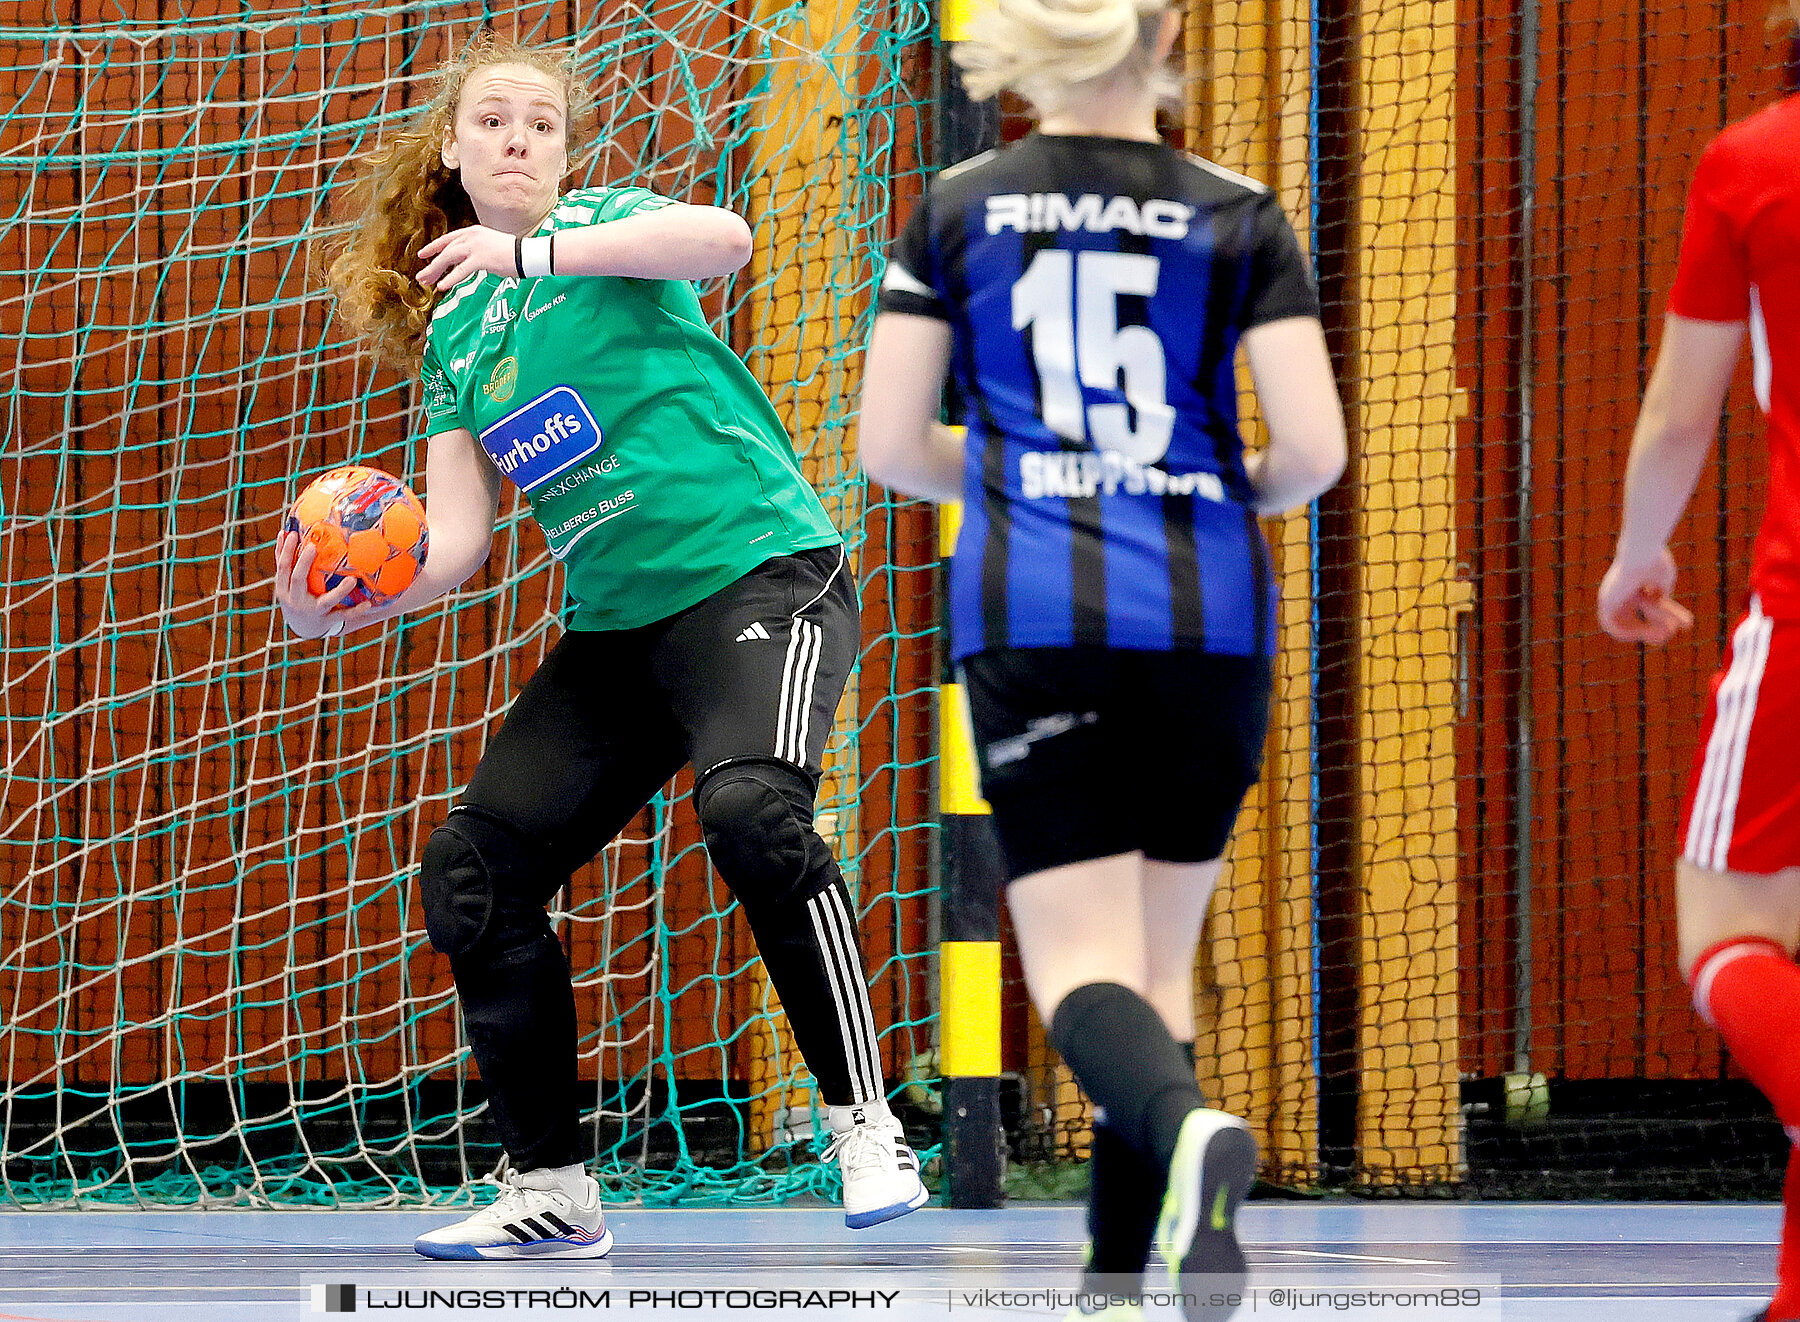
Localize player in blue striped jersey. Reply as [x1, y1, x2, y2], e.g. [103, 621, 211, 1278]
[860, 0, 1345, 1316]
[880, 151, 1315, 657]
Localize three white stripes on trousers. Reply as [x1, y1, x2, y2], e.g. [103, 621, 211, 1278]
[1686, 597, 1772, 871]
[807, 885, 884, 1103]
[776, 551, 876, 1101]
[775, 618, 823, 765]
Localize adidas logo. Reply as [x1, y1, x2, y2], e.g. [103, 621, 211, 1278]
[503, 1212, 589, 1244]
[735, 622, 771, 642]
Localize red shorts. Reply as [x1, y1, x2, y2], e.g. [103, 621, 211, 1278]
[1682, 598, 1800, 873]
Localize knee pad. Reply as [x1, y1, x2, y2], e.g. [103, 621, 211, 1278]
[420, 809, 541, 959]
[695, 761, 825, 907]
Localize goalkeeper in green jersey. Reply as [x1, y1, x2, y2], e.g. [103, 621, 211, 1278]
[273, 31, 926, 1259]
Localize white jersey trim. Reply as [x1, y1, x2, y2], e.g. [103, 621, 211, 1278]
[1750, 283, 1771, 415]
[881, 263, 936, 299]
[940, 149, 999, 182]
[1181, 153, 1269, 195]
[431, 275, 488, 323]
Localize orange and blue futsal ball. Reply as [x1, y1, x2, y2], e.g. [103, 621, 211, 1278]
[285, 465, 428, 607]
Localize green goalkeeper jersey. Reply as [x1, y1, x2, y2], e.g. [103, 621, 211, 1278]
[417, 185, 841, 632]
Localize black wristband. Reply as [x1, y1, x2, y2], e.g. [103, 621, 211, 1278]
[514, 234, 525, 279]
[549, 231, 557, 276]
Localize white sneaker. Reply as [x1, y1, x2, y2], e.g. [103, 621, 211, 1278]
[414, 1158, 614, 1261]
[824, 1103, 929, 1229]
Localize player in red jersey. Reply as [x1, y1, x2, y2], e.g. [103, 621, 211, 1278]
[1599, 29, 1800, 1320]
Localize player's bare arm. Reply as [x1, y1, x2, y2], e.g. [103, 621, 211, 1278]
[1241, 315, 1348, 514]
[1599, 313, 1745, 645]
[415, 205, 754, 291]
[274, 427, 501, 641]
[858, 312, 964, 503]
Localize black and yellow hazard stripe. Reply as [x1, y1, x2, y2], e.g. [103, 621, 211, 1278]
[937, 500, 1006, 1207]
[940, 0, 977, 41]
[930, 0, 1005, 1201]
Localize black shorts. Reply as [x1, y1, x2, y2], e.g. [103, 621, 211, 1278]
[959, 646, 1272, 881]
[458, 545, 856, 874]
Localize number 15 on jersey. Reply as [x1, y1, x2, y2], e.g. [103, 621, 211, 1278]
[1012, 249, 1176, 466]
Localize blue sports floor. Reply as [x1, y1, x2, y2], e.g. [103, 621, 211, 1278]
[0, 1202, 1779, 1321]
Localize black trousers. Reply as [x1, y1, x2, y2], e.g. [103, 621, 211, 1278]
[444, 545, 886, 1169]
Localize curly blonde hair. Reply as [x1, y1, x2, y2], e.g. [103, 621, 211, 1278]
[321, 31, 598, 370]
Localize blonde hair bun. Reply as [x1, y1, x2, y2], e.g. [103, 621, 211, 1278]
[952, 0, 1172, 110]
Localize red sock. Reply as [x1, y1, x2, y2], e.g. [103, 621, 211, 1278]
[1691, 938, 1800, 1319]
[1690, 938, 1800, 1131]
[1774, 1143, 1800, 1321]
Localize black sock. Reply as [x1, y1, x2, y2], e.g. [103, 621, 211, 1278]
[1083, 1041, 1195, 1293]
[1049, 983, 1202, 1171]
